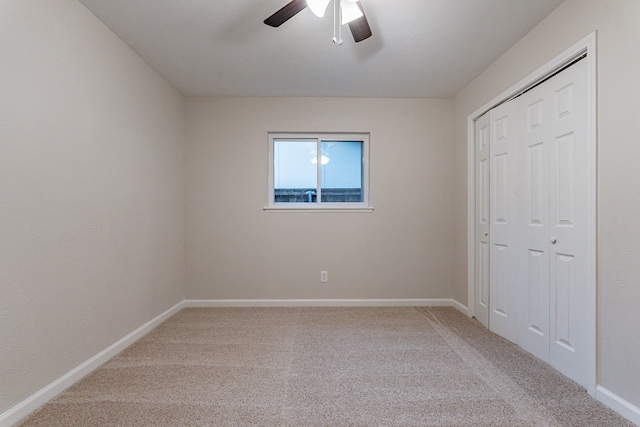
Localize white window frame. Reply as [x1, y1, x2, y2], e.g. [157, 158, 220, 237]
[266, 132, 372, 212]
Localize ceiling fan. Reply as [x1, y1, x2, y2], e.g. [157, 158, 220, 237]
[264, 0, 372, 44]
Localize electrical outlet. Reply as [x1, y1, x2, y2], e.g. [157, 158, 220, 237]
[320, 271, 328, 283]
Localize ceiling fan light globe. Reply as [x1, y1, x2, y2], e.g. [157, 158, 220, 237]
[341, 0, 363, 24]
[307, 0, 331, 18]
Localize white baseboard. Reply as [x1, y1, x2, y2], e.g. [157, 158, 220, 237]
[0, 300, 185, 427]
[596, 385, 640, 426]
[183, 298, 461, 308]
[449, 299, 469, 315]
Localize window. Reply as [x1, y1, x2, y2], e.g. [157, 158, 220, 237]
[267, 133, 370, 210]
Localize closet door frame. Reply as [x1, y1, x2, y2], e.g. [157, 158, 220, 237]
[466, 32, 597, 396]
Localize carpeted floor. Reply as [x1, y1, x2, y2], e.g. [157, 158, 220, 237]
[18, 307, 633, 426]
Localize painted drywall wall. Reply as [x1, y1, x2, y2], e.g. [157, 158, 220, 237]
[0, 0, 186, 414]
[186, 97, 453, 301]
[452, 0, 640, 410]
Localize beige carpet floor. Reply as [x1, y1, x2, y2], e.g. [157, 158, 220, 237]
[18, 307, 633, 426]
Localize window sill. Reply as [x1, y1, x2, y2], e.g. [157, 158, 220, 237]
[263, 206, 374, 213]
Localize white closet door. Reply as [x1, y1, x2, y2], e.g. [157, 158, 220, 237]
[474, 112, 490, 329]
[518, 82, 552, 362]
[488, 100, 520, 344]
[518, 58, 589, 387]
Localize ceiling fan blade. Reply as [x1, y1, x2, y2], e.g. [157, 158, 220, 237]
[348, 1, 372, 42]
[264, 0, 308, 27]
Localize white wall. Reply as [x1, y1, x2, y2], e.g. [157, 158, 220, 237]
[186, 97, 453, 301]
[453, 0, 640, 411]
[0, 0, 186, 414]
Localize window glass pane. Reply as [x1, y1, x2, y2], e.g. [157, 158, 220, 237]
[273, 140, 317, 203]
[320, 141, 364, 203]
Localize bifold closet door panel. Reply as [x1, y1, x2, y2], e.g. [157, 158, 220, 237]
[488, 101, 520, 344]
[518, 81, 552, 363]
[547, 58, 589, 388]
[474, 112, 490, 329]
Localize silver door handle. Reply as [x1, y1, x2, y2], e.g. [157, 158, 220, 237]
[550, 237, 557, 244]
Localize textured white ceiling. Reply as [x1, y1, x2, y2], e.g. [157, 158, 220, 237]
[78, 0, 564, 98]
